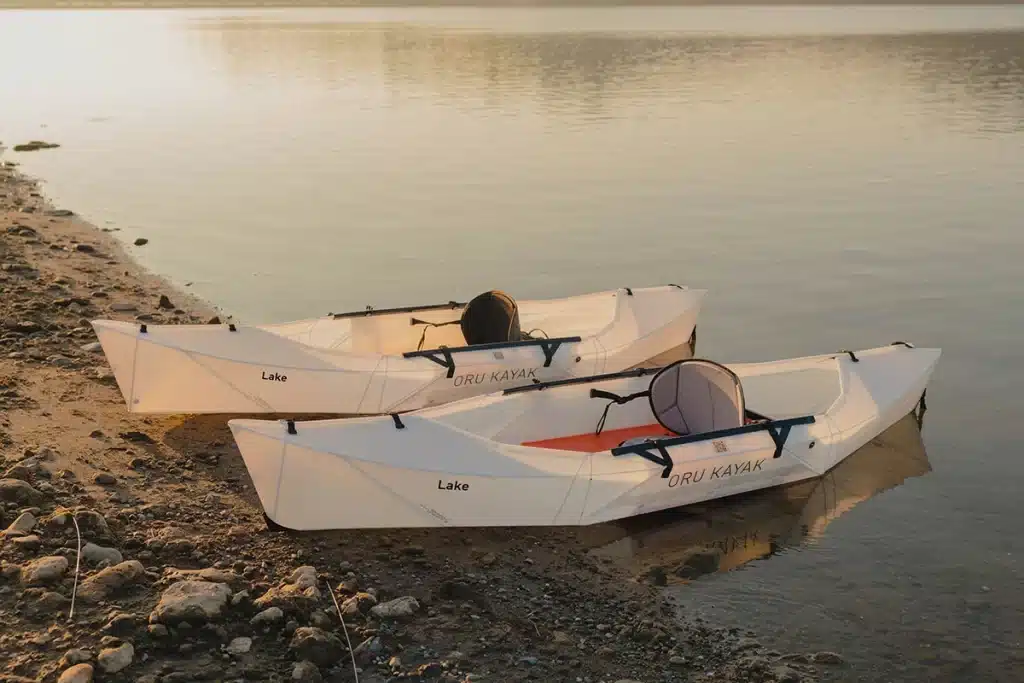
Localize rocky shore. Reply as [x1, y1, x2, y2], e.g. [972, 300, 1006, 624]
[0, 155, 840, 683]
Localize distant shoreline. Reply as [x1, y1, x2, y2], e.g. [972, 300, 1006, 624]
[2, 0, 1023, 8]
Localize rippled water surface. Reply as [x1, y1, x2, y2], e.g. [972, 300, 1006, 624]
[1, 6, 1022, 681]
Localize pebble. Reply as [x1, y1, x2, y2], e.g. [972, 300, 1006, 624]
[57, 663, 94, 683]
[370, 595, 420, 620]
[226, 636, 252, 655]
[97, 642, 134, 673]
[103, 613, 137, 636]
[812, 650, 845, 665]
[110, 302, 137, 312]
[250, 606, 284, 626]
[61, 649, 93, 666]
[94, 472, 117, 485]
[292, 660, 322, 682]
[5, 511, 37, 534]
[134, 238, 149, 246]
[77, 560, 146, 603]
[11, 534, 42, 550]
[289, 627, 345, 667]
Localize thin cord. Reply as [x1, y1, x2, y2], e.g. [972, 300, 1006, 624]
[68, 510, 82, 622]
[327, 581, 359, 683]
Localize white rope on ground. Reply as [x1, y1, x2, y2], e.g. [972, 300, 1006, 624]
[68, 510, 83, 622]
[327, 580, 359, 683]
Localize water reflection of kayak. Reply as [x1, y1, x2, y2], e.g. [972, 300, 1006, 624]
[583, 411, 932, 582]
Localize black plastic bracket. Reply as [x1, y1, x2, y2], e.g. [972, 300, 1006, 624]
[539, 339, 566, 367]
[139, 324, 148, 334]
[767, 422, 795, 458]
[890, 341, 915, 348]
[838, 349, 859, 362]
[624, 287, 633, 296]
[391, 414, 405, 429]
[419, 347, 456, 378]
[228, 323, 237, 332]
[626, 442, 674, 478]
[286, 419, 296, 435]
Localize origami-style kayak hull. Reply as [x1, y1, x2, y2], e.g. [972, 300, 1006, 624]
[229, 343, 939, 530]
[92, 285, 704, 415]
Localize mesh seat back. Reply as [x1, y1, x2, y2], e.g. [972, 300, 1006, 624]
[649, 359, 745, 435]
[460, 290, 522, 346]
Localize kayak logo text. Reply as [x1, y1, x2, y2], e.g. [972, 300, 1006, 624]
[261, 371, 287, 382]
[667, 458, 766, 488]
[438, 479, 469, 491]
[452, 367, 538, 387]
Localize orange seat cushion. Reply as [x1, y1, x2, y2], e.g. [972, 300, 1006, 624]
[522, 424, 674, 453]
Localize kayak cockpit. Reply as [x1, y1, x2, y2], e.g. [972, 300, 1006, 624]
[462, 355, 845, 454]
[512, 358, 750, 453]
[280, 289, 622, 356]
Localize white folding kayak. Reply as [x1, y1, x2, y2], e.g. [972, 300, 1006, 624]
[90, 285, 705, 415]
[228, 342, 939, 531]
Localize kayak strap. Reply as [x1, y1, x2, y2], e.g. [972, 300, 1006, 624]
[590, 388, 651, 435]
[410, 317, 461, 351]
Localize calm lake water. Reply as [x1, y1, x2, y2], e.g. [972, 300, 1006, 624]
[2, 5, 1023, 681]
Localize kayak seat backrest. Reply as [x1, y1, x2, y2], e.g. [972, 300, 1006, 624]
[460, 290, 522, 346]
[649, 359, 745, 436]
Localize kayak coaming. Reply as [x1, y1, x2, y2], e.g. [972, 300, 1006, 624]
[90, 285, 705, 415]
[227, 343, 940, 531]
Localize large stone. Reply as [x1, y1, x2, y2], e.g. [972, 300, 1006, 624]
[0, 478, 45, 505]
[370, 596, 420, 620]
[77, 560, 146, 603]
[22, 556, 69, 585]
[289, 627, 345, 668]
[97, 642, 134, 673]
[151, 580, 232, 625]
[57, 663, 94, 683]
